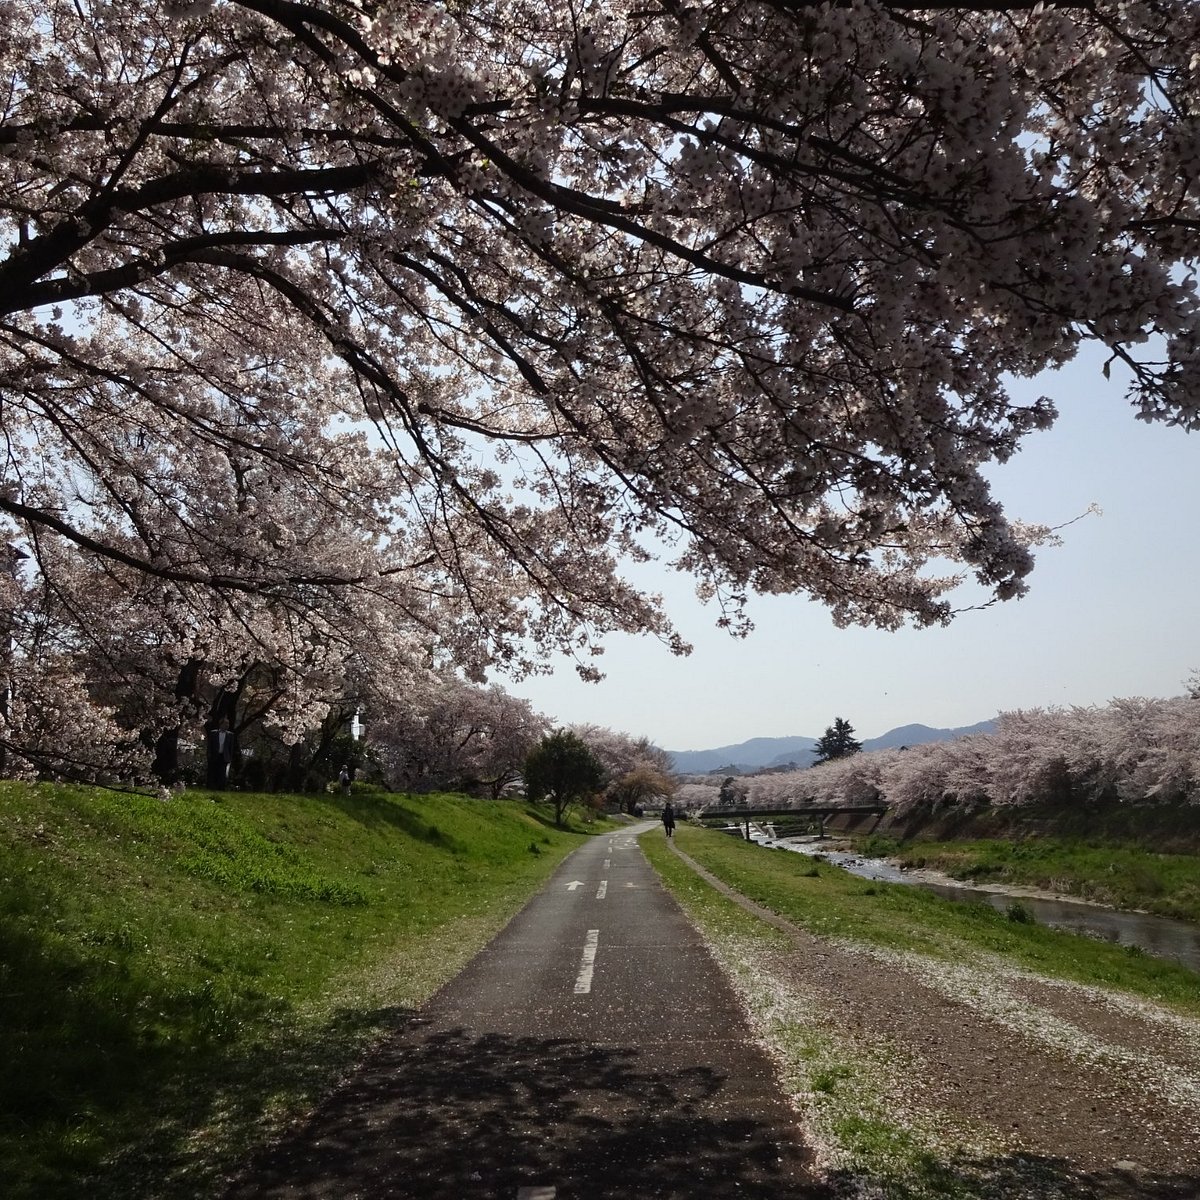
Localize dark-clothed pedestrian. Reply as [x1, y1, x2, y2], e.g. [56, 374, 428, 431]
[206, 719, 234, 790]
[662, 801, 676, 838]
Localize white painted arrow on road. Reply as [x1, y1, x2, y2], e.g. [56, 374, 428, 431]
[566, 881, 584, 890]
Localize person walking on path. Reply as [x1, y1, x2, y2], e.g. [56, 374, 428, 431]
[661, 801, 676, 838]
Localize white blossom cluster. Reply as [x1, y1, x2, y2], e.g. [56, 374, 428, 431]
[369, 678, 549, 797]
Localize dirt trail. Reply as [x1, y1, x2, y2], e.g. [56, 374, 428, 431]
[669, 843, 1200, 1200]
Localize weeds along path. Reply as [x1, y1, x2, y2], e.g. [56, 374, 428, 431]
[653, 835, 1200, 1200]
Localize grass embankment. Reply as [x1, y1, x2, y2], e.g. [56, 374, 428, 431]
[855, 833, 1200, 923]
[1, 782, 610, 1200]
[661, 824, 1199, 1010]
[643, 824, 1200, 1199]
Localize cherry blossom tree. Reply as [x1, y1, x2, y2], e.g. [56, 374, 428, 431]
[607, 765, 676, 813]
[747, 748, 894, 807]
[5, 477, 440, 782]
[369, 678, 549, 797]
[0, 647, 140, 782]
[985, 706, 1086, 805]
[737, 696, 1200, 819]
[569, 723, 671, 776]
[566, 723, 674, 810]
[4, 0, 1200, 775]
[674, 780, 721, 812]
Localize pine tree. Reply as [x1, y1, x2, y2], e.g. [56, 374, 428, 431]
[812, 719, 863, 764]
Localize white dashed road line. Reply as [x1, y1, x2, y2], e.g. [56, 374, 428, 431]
[596, 880, 607, 900]
[574, 929, 600, 994]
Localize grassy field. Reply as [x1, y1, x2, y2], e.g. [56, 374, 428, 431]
[854, 833, 1200, 923]
[0, 781, 612, 1200]
[660, 824, 1200, 1014]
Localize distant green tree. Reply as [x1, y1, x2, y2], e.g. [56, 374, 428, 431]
[524, 730, 607, 827]
[812, 718, 862, 764]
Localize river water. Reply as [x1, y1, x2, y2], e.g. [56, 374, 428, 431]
[742, 826, 1200, 974]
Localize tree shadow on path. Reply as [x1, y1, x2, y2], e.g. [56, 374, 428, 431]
[224, 1021, 824, 1199]
[221, 1018, 1200, 1200]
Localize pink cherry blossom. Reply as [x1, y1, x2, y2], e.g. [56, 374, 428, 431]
[2, 1, 1197, 779]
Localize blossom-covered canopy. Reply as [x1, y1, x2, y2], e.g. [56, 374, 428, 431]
[1, 0, 1197, 772]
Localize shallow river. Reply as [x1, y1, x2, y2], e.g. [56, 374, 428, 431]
[744, 827, 1200, 974]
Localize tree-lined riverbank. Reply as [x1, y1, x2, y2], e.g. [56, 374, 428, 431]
[644, 824, 1200, 1199]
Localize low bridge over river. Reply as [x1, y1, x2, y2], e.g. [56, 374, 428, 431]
[697, 804, 888, 840]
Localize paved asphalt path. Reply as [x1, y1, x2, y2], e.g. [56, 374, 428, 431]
[225, 823, 824, 1199]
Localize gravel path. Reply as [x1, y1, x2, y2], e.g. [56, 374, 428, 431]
[668, 842, 1200, 1200]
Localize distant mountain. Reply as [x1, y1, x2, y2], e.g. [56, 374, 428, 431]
[669, 719, 997, 775]
[861, 720, 997, 752]
[669, 736, 817, 775]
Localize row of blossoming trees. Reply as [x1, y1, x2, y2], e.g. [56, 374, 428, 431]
[675, 697, 1200, 817]
[3, 0, 1200, 792]
[0, 581, 675, 800]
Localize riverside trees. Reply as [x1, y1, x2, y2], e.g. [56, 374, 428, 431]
[370, 679, 549, 797]
[568, 724, 676, 811]
[3, 0, 1199, 777]
[743, 697, 1200, 816]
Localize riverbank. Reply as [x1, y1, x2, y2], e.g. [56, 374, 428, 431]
[746, 827, 1200, 973]
[786, 833, 1134, 910]
[850, 833, 1200, 924]
[645, 825, 1200, 1199]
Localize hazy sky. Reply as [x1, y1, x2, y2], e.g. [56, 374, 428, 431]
[508, 345, 1200, 752]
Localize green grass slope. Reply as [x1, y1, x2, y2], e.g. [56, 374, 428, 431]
[0, 782, 609, 1200]
[856, 834, 1200, 923]
[655, 825, 1200, 1013]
